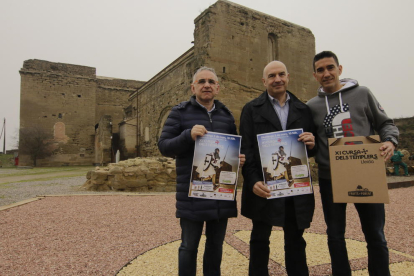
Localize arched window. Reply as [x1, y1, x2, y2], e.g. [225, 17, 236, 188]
[267, 33, 278, 62]
[157, 106, 173, 140]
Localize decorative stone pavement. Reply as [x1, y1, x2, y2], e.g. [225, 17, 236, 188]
[1, 185, 414, 275]
[117, 231, 414, 275]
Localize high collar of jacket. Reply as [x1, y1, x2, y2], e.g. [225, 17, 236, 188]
[317, 78, 359, 97]
[177, 95, 231, 114]
[253, 90, 307, 110]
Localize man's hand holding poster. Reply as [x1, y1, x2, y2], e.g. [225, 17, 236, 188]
[257, 128, 313, 199]
[189, 132, 241, 201]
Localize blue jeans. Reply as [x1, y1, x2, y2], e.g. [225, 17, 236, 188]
[249, 198, 309, 276]
[319, 178, 390, 276]
[179, 218, 228, 276]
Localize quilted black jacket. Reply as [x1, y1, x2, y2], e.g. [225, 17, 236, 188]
[158, 95, 238, 221]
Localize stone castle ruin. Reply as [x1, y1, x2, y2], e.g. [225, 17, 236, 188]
[19, 0, 318, 166]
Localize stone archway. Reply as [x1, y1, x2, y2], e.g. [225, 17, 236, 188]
[157, 106, 173, 140]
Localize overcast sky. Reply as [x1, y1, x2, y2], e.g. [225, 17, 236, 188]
[1, 0, 413, 150]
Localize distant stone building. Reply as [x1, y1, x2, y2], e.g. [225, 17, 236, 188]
[19, 0, 318, 166]
[19, 60, 144, 166]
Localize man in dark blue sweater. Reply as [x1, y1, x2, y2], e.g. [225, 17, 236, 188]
[158, 67, 245, 276]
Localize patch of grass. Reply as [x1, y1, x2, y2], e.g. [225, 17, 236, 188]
[0, 154, 15, 168]
[0, 166, 93, 177]
[0, 172, 88, 185]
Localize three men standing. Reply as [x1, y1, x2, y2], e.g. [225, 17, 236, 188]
[307, 51, 399, 276]
[159, 53, 398, 276]
[240, 61, 317, 275]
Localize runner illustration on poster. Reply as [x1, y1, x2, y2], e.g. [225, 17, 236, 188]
[257, 128, 313, 199]
[190, 132, 241, 201]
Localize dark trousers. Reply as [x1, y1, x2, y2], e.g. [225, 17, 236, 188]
[249, 198, 309, 276]
[179, 217, 228, 276]
[319, 178, 390, 276]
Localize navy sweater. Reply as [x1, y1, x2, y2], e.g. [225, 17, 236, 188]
[158, 96, 238, 221]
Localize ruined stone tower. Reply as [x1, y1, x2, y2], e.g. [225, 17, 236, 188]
[19, 0, 318, 166]
[131, 0, 318, 157]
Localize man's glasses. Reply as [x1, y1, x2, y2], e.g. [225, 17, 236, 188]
[194, 79, 219, 85]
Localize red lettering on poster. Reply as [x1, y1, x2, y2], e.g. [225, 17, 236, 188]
[294, 182, 310, 188]
[218, 188, 233, 193]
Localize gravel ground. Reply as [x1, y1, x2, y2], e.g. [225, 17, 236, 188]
[1, 176, 414, 275]
[1, 174, 412, 208]
[0, 176, 121, 207]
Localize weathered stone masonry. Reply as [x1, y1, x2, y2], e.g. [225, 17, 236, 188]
[19, 60, 144, 166]
[19, 0, 318, 166]
[132, 0, 318, 157]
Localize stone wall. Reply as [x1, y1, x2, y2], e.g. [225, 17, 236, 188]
[96, 77, 144, 133]
[82, 157, 176, 192]
[19, 0, 320, 165]
[19, 60, 97, 166]
[131, 0, 318, 156]
[19, 60, 144, 166]
[194, 0, 317, 100]
[119, 120, 137, 159]
[394, 117, 414, 156]
[130, 49, 202, 157]
[94, 115, 112, 165]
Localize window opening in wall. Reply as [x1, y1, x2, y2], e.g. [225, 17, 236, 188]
[145, 127, 150, 142]
[267, 33, 279, 62]
[77, 95, 81, 98]
[223, 67, 226, 73]
[58, 113, 62, 119]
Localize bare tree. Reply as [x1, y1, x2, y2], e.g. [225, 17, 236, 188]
[19, 127, 55, 166]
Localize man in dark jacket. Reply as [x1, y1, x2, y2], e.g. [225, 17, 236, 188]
[240, 61, 316, 276]
[158, 67, 245, 276]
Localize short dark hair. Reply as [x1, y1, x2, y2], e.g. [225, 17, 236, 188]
[313, 51, 339, 71]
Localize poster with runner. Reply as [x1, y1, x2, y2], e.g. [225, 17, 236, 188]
[189, 132, 241, 201]
[257, 128, 313, 199]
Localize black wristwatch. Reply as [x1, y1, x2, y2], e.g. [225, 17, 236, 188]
[384, 137, 397, 147]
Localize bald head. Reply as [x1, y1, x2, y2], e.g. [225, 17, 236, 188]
[262, 60, 290, 99]
[263, 61, 288, 78]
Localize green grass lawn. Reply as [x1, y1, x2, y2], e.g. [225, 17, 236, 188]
[0, 154, 15, 168]
[0, 165, 94, 177]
